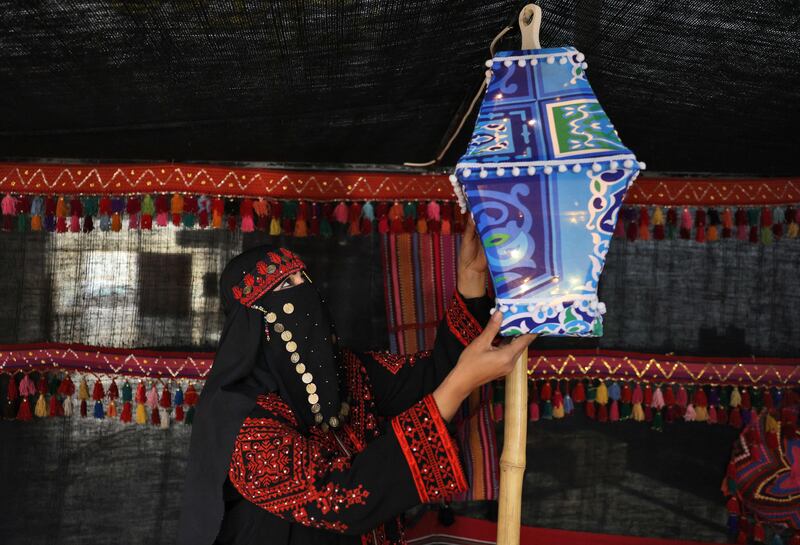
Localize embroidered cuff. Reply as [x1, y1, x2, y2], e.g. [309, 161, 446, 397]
[445, 291, 484, 346]
[391, 394, 468, 503]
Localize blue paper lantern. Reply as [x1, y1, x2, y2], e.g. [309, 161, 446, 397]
[453, 47, 644, 337]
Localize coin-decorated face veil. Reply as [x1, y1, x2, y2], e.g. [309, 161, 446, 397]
[232, 246, 349, 431]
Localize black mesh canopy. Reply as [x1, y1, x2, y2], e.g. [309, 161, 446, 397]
[0, 0, 798, 174]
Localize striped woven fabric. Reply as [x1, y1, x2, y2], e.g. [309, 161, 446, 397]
[381, 233, 461, 354]
[381, 232, 499, 501]
[453, 384, 499, 501]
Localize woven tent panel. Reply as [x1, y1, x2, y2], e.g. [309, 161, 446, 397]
[0, 1, 798, 174]
[2, 230, 798, 357]
[0, 229, 388, 351]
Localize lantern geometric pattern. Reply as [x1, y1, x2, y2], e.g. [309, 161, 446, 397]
[452, 47, 644, 337]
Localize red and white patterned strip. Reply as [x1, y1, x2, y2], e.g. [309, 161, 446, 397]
[445, 292, 483, 347]
[391, 394, 468, 503]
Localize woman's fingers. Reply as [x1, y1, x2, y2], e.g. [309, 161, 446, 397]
[475, 311, 502, 346]
[495, 333, 537, 360]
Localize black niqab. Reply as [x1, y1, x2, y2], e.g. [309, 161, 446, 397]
[177, 244, 343, 545]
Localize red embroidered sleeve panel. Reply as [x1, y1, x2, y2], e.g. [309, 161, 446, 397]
[354, 293, 490, 419]
[390, 394, 468, 503]
[444, 291, 484, 347]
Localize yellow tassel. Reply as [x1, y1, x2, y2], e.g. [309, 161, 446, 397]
[111, 213, 122, 232]
[31, 215, 42, 231]
[170, 193, 184, 214]
[108, 401, 117, 418]
[632, 403, 645, 421]
[553, 404, 565, 418]
[135, 404, 147, 425]
[729, 387, 742, 407]
[652, 206, 665, 225]
[595, 382, 609, 405]
[34, 394, 48, 417]
[56, 196, 67, 217]
[766, 414, 780, 433]
[78, 377, 89, 401]
[694, 405, 708, 421]
[788, 222, 799, 238]
[269, 217, 281, 236]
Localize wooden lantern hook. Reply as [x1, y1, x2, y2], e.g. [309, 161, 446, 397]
[518, 4, 542, 50]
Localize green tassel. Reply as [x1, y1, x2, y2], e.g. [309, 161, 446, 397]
[82, 196, 99, 217]
[282, 200, 298, 221]
[48, 375, 60, 395]
[586, 384, 597, 402]
[185, 406, 195, 425]
[541, 400, 553, 419]
[652, 409, 664, 431]
[666, 223, 676, 240]
[320, 217, 333, 238]
[183, 212, 196, 228]
[747, 208, 760, 227]
[121, 381, 133, 403]
[403, 202, 416, 219]
[620, 402, 632, 420]
[141, 195, 155, 216]
[761, 226, 773, 245]
[751, 388, 763, 411]
[17, 213, 27, 232]
[720, 386, 731, 408]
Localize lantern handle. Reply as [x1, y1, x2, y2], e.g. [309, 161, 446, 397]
[518, 4, 542, 50]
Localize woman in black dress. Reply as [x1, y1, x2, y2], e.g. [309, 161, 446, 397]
[177, 219, 534, 545]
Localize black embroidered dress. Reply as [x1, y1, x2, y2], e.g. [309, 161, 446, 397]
[218, 291, 489, 545]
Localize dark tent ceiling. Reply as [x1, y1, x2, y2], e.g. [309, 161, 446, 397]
[0, 1, 798, 175]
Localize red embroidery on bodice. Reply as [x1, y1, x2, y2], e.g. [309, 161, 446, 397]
[230, 354, 398, 540]
[228, 414, 370, 525]
[366, 351, 432, 375]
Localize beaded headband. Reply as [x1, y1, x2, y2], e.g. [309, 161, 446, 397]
[231, 248, 305, 307]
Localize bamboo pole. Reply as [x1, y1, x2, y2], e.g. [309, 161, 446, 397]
[496, 347, 528, 545]
[496, 8, 541, 544]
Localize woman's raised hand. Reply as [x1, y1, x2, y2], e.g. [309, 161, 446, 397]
[457, 216, 488, 298]
[433, 312, 536, 421]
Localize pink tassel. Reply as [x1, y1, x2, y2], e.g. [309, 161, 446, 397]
[146, 384, 159, 409]
[1, 194, 16, 215]
[676, 385, 688, 407]
[333, 202, 348, 224]
[632, 383, 643, 404]
[529, 400, 539, 421]
[609, 400, 620, 421]
[680, 208, 692, 239]
[684, 404, 696, 421]
[240, 199, 254, 232]
[19, 374, 36, 396]
[651, 386, 665, 409]
[427, 201, 440, 221]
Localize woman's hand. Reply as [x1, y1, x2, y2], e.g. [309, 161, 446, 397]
[432, 311, 536, 421]
[457, 216, 488, 298]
